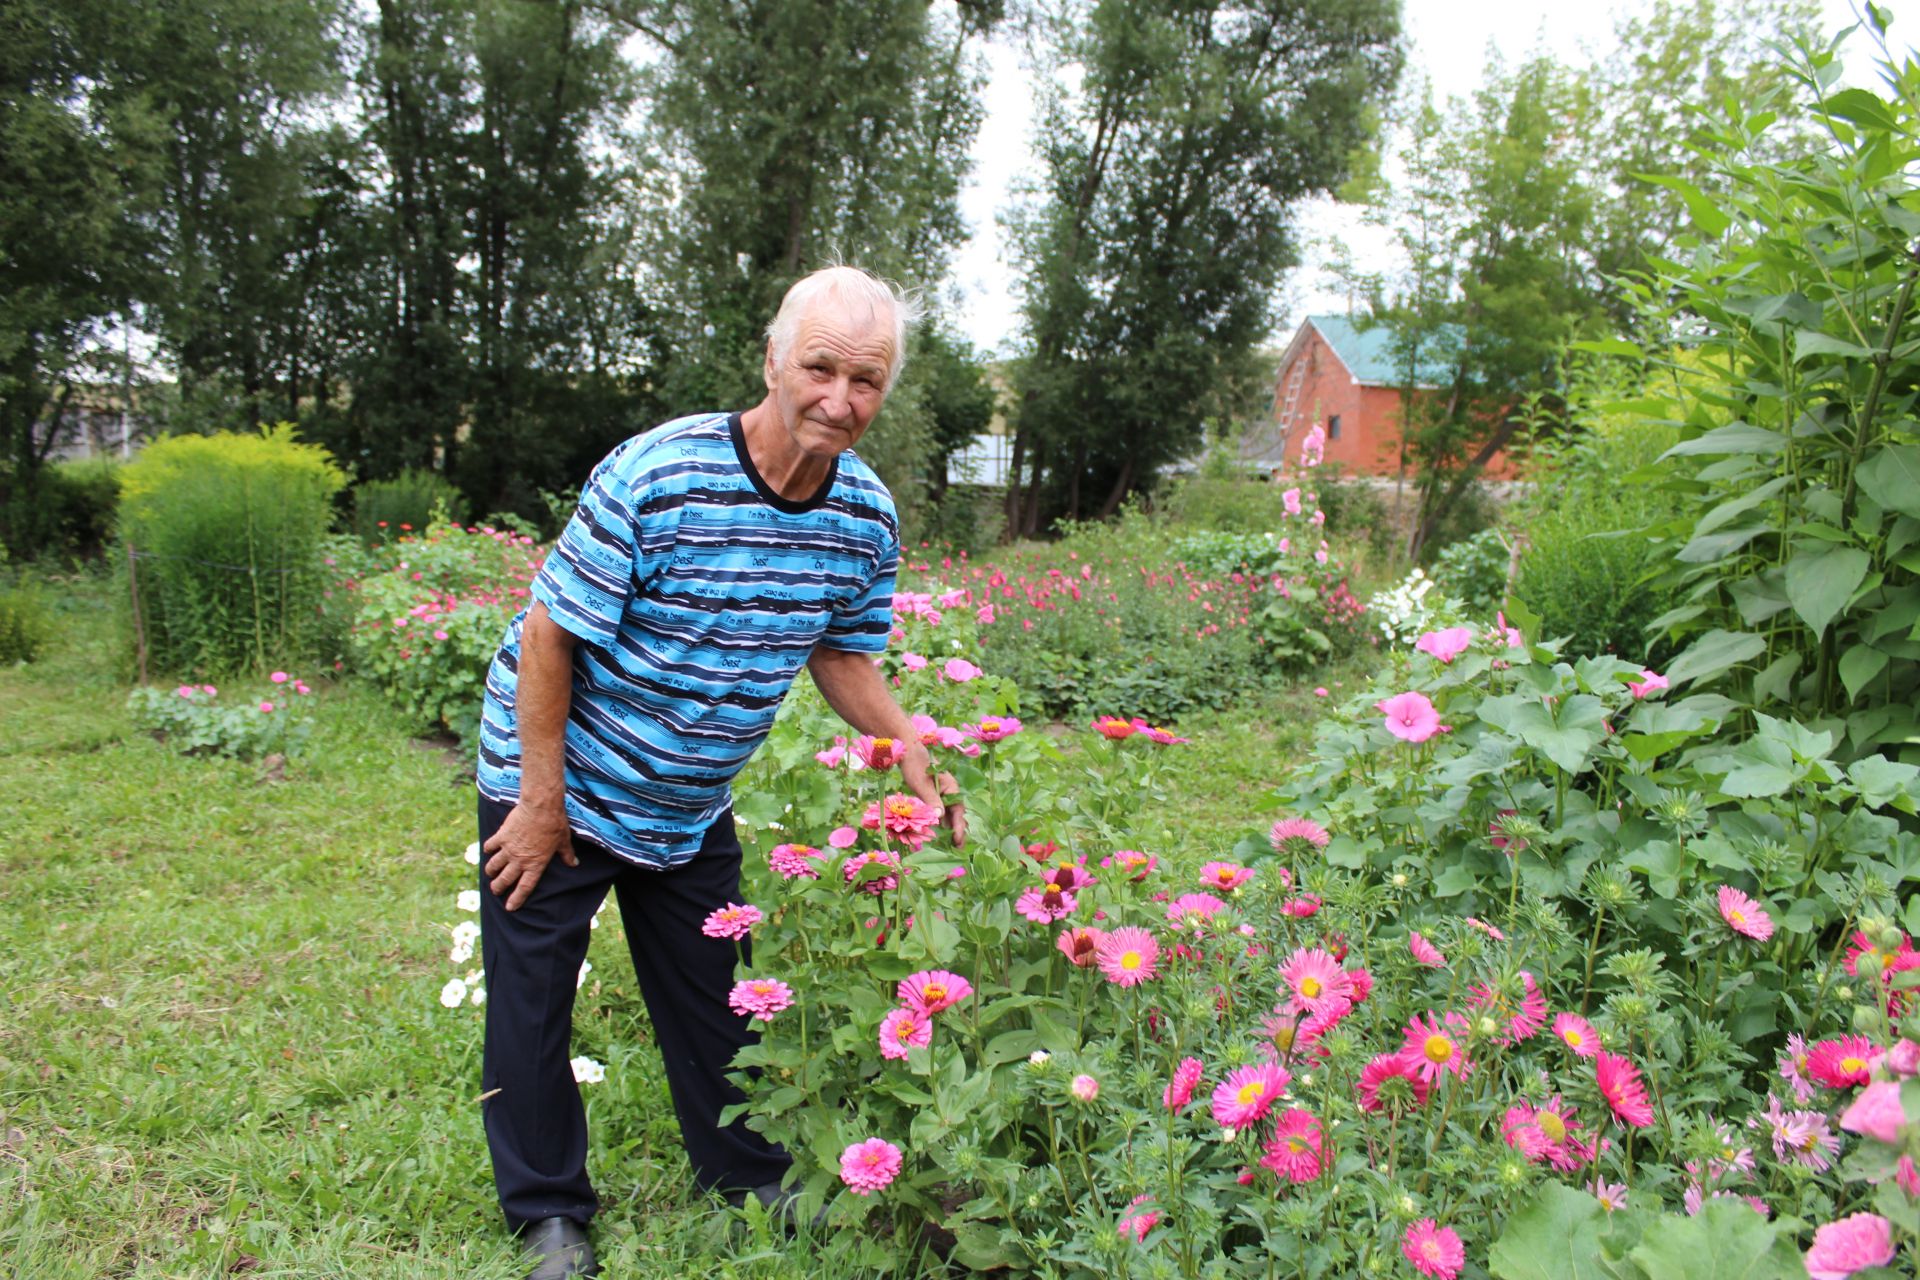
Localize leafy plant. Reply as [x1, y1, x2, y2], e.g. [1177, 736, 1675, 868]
[349, 469, 469, 546]
[0, 580, 54, 663]
[126, 677, 316, 759]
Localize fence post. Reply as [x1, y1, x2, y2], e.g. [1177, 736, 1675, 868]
[126, 540, 149, 685]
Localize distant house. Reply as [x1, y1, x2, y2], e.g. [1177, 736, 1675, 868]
[1240, 314, 1515, 479]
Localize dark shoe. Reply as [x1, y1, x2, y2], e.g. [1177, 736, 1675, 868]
[520, 1216, 598, 1280]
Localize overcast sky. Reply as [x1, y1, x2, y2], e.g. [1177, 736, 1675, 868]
[945, 0, 1899, 355]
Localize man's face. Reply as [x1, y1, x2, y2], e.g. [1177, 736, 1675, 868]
[763, 303, 896, 460]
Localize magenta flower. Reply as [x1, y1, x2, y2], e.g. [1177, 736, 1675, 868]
[814, 742, 847, 768]
[1807, 1035, 1876, 1089]
[1401, 1012, 1471, 1084]
[1165, 892, 1226, 930]
[1716, 885, 1774, 941]
[841, 848, 903, 895]
[727, 978, 794, 1022]
[1200, 861, 1254, 892]
[1804, 1213, 1895, 1279]
[700, 902, 764, 940]
[270, 671, 289, 684]
[1414, 626, 1475, 663]
[1116, 1194, 1161, 1242]
[1356, 1051, 1431, 1113]
[1376, 691, 1444, 743]
[1502, 1098, 1587, 1171]
[1588, 1180, 1627, 1211]
[1401, 1219, 1464, 1280]
[898, 969, 972, 1015]
[1627, 669, 1669, 699]
[1464, 916, 1506, 940]
[966, 715, 1023, 742]
[941, 657, 980, 682]
[1211, 1062, 1289, 1129]
[1259, 1108, 1323, 1183]
[1278, 947, 1351, 1018]
[1408, 932, 1447, 968]
[1469, 970, 1548, 1044]
[1755, 1094, 1839, 1169]
[853, 734, 907, 770]
[768, 842, 822, 880]
[258, 700, 275, 713]
[827, 825, 859, 849]
[1840, 1080, 1907, 1145]
[1096, 927, 1160, 986]
[1069, 1073, 1100, 1103]
[1779, 1034, 1816, 1103]
[1281, 894, 1322, 918]
[1129, 718, 1190, 745]
[175, 685, 196, 698]
[1268, 816, 1331, 855]
[838, 1138, 903, 1195]
[1552, 1012, 1600, 1058]
[1092, 715, 1137, 740]
[1595, 1051, 1655, 1128]
[1016, 883, 1077, 923]
[863, 794, 941, 850]
[877, 1007, 931, 1060]
[1104, 849, 1158, 880]
[1163, 1057, 1203, 1112]
[1057, 925, 1105, 967]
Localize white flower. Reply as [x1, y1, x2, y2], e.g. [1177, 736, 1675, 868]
[1028, 1049, 1051, 1065]
[463, 841, 481, 865]
[456, 889, 481, 913]
[1220, 1127, 1237, 1142]
[449, 942, 474, 965]
[469, 984, 486, 1007]
[439, 977, 469, 1008]
[577, 959, 592, 989]
[452, 920, 480, 946]
[570, 1055, 605, 1084]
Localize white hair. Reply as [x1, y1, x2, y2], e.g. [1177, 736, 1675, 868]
[765, 265, 923, 387]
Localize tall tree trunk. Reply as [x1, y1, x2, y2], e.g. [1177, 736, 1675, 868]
[1097, 457, 1133, 519]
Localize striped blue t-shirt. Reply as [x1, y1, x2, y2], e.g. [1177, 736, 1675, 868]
[476, 411, 898, 866]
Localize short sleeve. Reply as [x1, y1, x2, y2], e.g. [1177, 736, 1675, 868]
[820, 539, 898, 654]
[531, 456, 639, 649]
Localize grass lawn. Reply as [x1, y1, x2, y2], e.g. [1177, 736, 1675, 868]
[0, 576, 1344, 1278]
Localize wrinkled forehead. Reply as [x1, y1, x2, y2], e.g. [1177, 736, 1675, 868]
[790, 299, 898, 373]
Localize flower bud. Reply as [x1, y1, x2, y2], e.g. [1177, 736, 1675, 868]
[1070, 1073, 1100, 1103]
[1858, 951, 1886, 980]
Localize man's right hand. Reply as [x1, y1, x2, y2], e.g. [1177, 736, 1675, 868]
[483, 799, 579, 911]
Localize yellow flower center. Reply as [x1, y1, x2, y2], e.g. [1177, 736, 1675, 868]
[1287, 1135, 1308, 1154]
[1728, 908, 1745, 924]
[1799, 1132, 1819, 1152]
[1423, 1035, 1454, 1065]
[1537, 1112, 1567, 1143]
[980, 719, 1000, 732]
[1842, 1056, 1867, 1074]
[1562, 1029, 1584, 1048]
[1299, 977, 1322, 999]
[873, 737, 893, 754]
[1422, 1240, 1443, 1262]
[1121, 952, 1142, 971]
[894, 1022, 914, 1042]
[1236, 1081, 1267, 1105]
[922, 984, 946, 1003]
[753, 983, 772, 996]
[888, 799, 913, 816]
[1274, 1026, 1297, 1052]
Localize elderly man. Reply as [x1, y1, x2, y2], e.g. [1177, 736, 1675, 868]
[474, 265, 962, 1280]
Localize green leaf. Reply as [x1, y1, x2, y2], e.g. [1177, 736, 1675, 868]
[1857, 445, 1920, 520]
[1431, 862, 1479, 898]
[1823, 87, 1900, 130]
[1661, 422, 1786, 458]
[1639, 173, 1731, 236]
[1849, 755, 1920, 813]
[1785, 545, 1870, 638]
[1795, 329, 1874, 361]
[1720, 762, 1797, 798]
[1626, 1198, 1804, 1278]
[1569, 338, 1645, 358]
[1839, 644, 1891, 704]
[1505, 695, 1609, 774]
[1666, 630, 1766, 687]
[1488, 1183, 1640, 1280]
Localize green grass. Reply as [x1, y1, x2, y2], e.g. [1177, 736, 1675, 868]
[0, 577, 1347, 1277]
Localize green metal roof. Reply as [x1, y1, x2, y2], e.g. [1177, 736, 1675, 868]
[1307, 314, 1461, 389]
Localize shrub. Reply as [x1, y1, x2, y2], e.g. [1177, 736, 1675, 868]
[0, 457, 123, 561]
[125, 676, 317, 758]
[1429, 526, 1511, 615]
[350, 468, 469, 545]
[0, 580, 54, 663]
[118, 425, 346, 675]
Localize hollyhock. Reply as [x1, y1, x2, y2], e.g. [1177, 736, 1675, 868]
[1211, 1062, 1290, 1129]
[1553, 1012, 1600, 1058]
[1469, 970, 1548, 1044]
[1414, 626, 1475, 663]
[814, 741, 847, 768]
[1268, 816, 1331, 855]
[1840, 1080, 1907, 1145]
[839, 1138, 903, 1195]
[863, 794, 942, 850]
[1200, 861, 1254, 892]
[1163, 1057, 1204, 1111]
[1401, 1219, 1464, 1280]
[878, 1007, 931, 1060]
[700, 902, 764, 940]
[1016, 882, 1077, 923]
[898, 970, 972, 1015]
[1717, 885, 1774, 941]
[1807, 1035, 1876, 1089]
[1595, 1052, 1655, 1128]
[1401, 1012, 1472, 1084]
[1503, 1098, 1587, 1172]
[1166, 892, 1227, 930]
[1377, 691, 1445, 743]
[1057, 926, 1105, 967]
[1804, 1213, 1895, 1279]
[1096, 927, 1160, 986]
[1627, 669, 1669, 699]
[940, 657, 980, 682]
[1282, 487, 1303, 515]
[1779, 1034, 1817, 1103]
[1408, 932, 1447, 968]
[1092, 715, 1137, 740]
[1356, 1051, 1430, 1113]
[1260, 1109, 1324, 1183]
[1279, 947, 1351, 1018]
[967, 715, 1023, 742]
[1116, 1195, 1160, 1242]
[728, 978, 794, 1022]
[901, 652, 927, 671]
[767, 842, 822, 880]
[828, 825, 859, 849]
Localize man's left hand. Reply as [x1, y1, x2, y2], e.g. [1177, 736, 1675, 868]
[900, 742, 966, 848]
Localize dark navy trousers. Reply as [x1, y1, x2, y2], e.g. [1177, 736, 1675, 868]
[476, 792, 790, 1229]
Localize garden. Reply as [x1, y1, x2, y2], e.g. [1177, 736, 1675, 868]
[4, 11, 1920, 1280]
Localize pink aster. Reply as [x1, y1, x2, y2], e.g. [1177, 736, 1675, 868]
[1268, 816, 1331, 855]
[1096, 926, 1160, 987]
[1259, 1108, 1324, 1183]
[1401, 1219, 1464, 1280]
[898, 969, 972, 1015]
[839, 1138, 903, 1195]
[1116, 1195, 1160, 1243]
[1165, 892, 1227, 931]
[1163, 1057, 1204, 1112]
[1588, 1180, 1627, 1212]
[1464, 917, 1506, 940]
[1201, 861, 1254, 892]
[1502, 1097, 1587, 1171]
[1552, 1012, 1600, 1058]
[1356, 1051, 1431, 1113]
[1807, 1036, 1876, 1089]
[727, 978, 795, 1022]
[700, 902, 764, 940]
[1595, 1051, 1655, 1128]
[966, 715, 1023, 742]
[1281, 894, 1322, 918]
[863, 794, 941, 850]
[1414, 626, 1475, 663]
[1377, 691, 1444, 743]
[1804, 1213, 1895, 1280]
[877, 1007, 931, 1059]
[1469, 970, 1548, 1044]
[1278, 947, 1351, 1018]
[1057, 925, 1105, 967]
[1627, 669, 1669, 699]
[768, 842, 823, 880]
[1716, 885, 1774, 941]
[1779, 1033, 1817, 1103]
[1401, 1012, 1472, 1084]
[1210, 1061, 1290, 1130]
[1408, 932, 1447, 967]
[1016, 882, 1077, 923]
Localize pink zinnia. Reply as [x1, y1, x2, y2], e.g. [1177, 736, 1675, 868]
[1595, 1051, 1655, 1128]
[1095, 926, 1160, 986]
[1200, 861, 1254, 892]
[1278, 947, 1351, 1018]
[967, 715, 1022, 742]
[1408, 931, 1446, 968]
[1804, 1213, 1895, 1279]
[1092, 715, 1137, 740]
[1211, 1061, 1289, 1129]
[1627, 669, 1669, 699]
[1165, 892, 1227, 930]
[1260, 1108, 1323, 1183]
[1401, 1012, 1471, 1084]
[1552, 1012, 1600, 1058]
[1377, 691, 1444, 743]
[1356, 1051, 1430, 1113]
[1163, 1057, 1203, 1111]
[863, 794, 941, 850]
[898, 969, 972, 1015]
[1414, 626, 1475, 663]
[1269, 816, 1331, 854]
[1401, 1219, 1464, 1280]
[1106, 849, 1157, 880]
[1807, 1035, 1877, 1089]
[1717, 885, 1774, 941]
[701, 902, 764, 940]
[1057, 926, 1105, 967]
[768, 842, 822, 880]
[1130, 719, 1190, 745]
[842, 848, 903, 895]
[839, 1138, 903, 1195]
[1016, 883, 1077, 923]
[727, 978, 794, 1022]
[877, 1007, 931, 1059]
